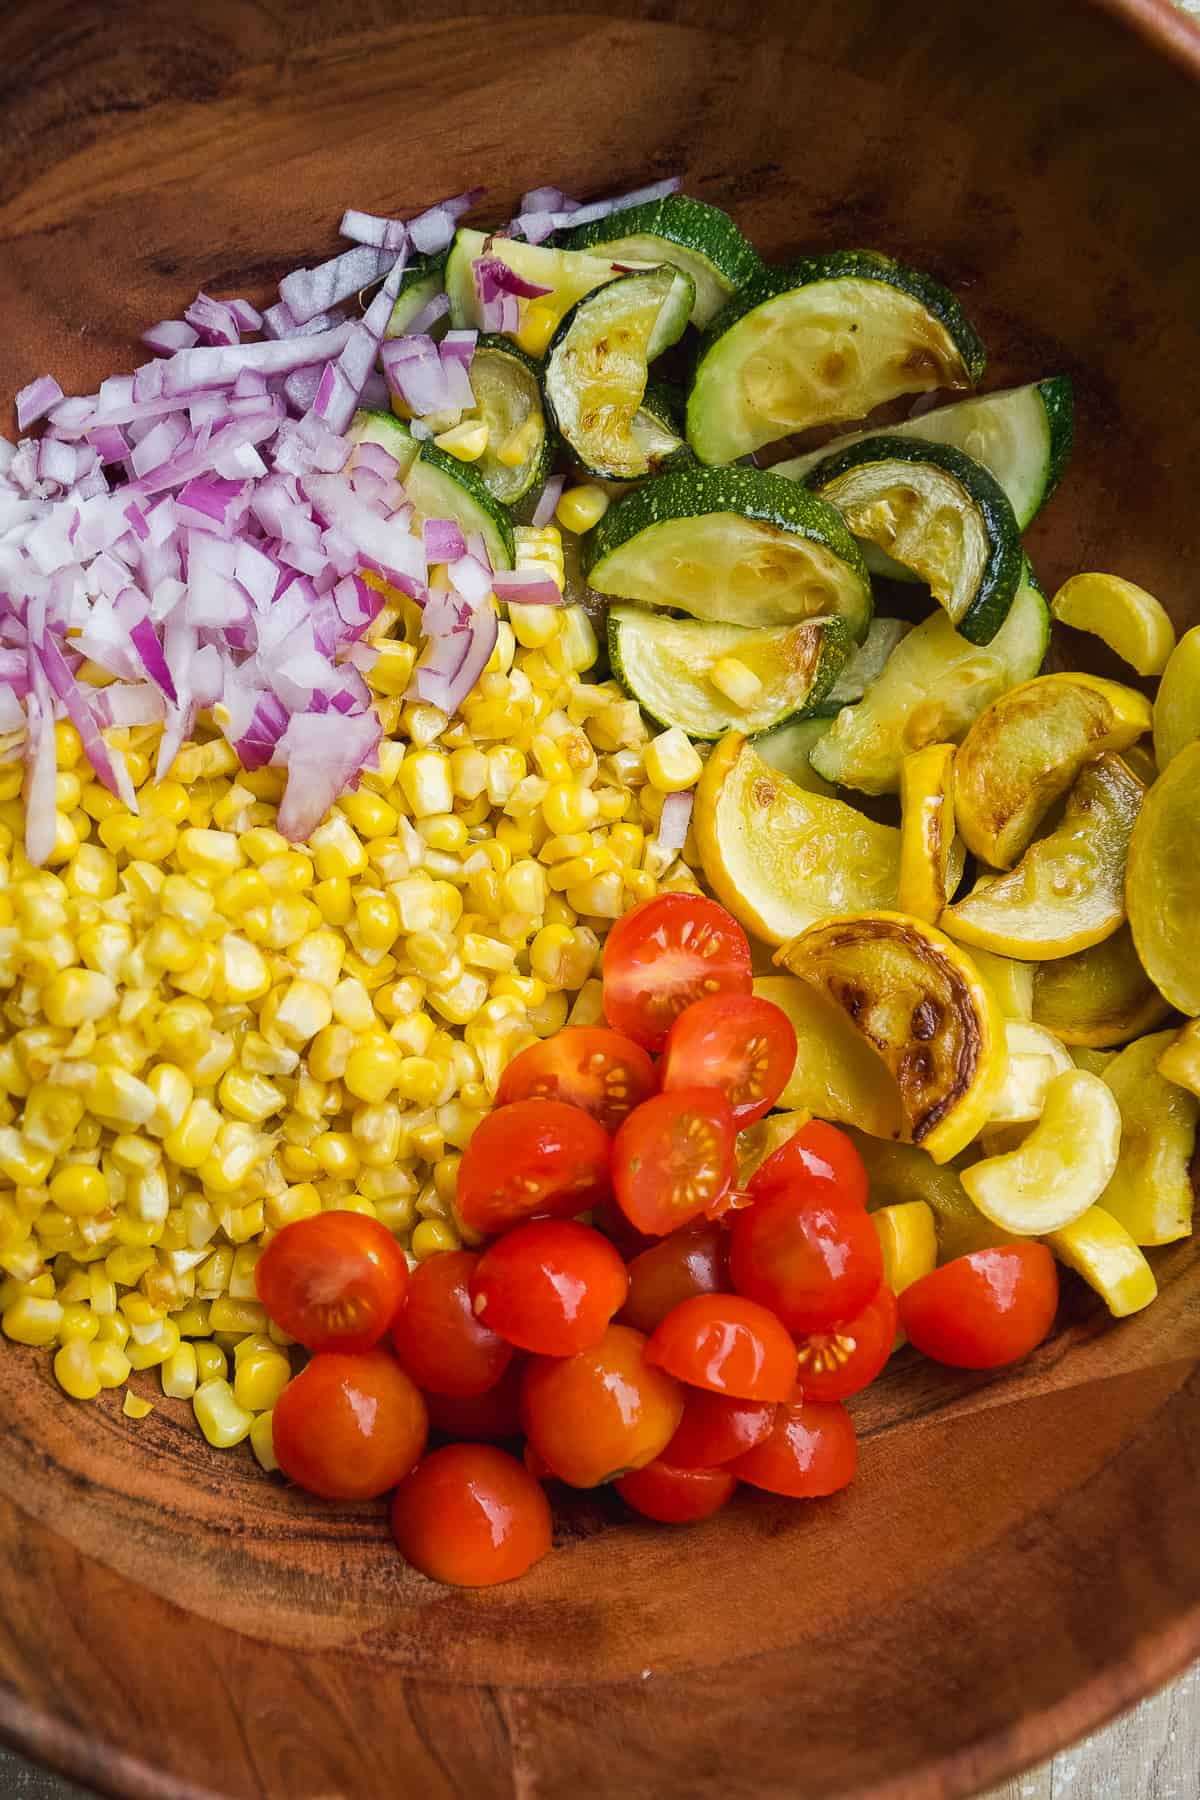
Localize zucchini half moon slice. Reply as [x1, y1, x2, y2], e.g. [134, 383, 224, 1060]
[686, 250, 985, 463]
[466, 336, 553, 506]
[560, 194, 762, 329]
[801, 436, 1023, 645]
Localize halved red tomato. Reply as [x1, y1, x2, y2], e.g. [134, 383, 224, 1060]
[455, 1097, 612, 1236]
[794, 1283, 898, 1401]
[601, 893, 752, 1052]
[612, 1088, 736, 1236]
[496, 1027, 658, 1133]
[616, 1459, 737, 1523]
[665, 1387, 776, 1468]
[661, 993, 797, 1125]
[729, 1183, 883, 1333]
[255, 1211, 408, 1353]
[730, 1393, 857, 1498]
[621, 1221, 729, 1335]
[748, 1119, 869, 1210]
[898, 1244, 1059, 1369]
[645, 1294, 797, 1402]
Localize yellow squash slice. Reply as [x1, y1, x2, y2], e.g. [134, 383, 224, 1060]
[752, 976, 903, 1138]
[694, 733, 901, 945]
[1157, 1021, 1200, 1099]
[735, 1106, 811, 1186]
[987, 1021, 1073, 1124]
[1045, 1205, 1158, 1319]
[850, 1132, 1015, 1259]
[964, 946, 1033, 1021]
[953, 673, 1152, 869]
[775, 911, 1005, 1163]
[1071, 1047, 1116, 1077]
[871, 1200, 938, 1296]
[1126, 739, 1200, 1015]
[897, 743, 960, 923]
[1098, 1031, 1198, 1245]
[1032, 924, 1172, 1047]
[1050, 572, 1177, 678]
[1152, 623, 1200, 772]
[943, 752, 1144, 960]
[961, 1069, 1122, 1234]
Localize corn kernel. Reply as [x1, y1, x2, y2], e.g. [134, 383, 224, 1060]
[42, 969, 117, 1029]
[273, 978, 333, 1045]
[123, 1391, 155, 1420]
[645, 727, 704, 792]
[194, 1341, 227, 1384]
[3, 1293, 64, 1346]
[309, 814, 368, 879]
[233, 1342, 291, 1412]
[91, 1341, 132, 1387]
[209, 1296, 268, 1334]
[126, 1317, 181, 1370]
[555, 482, 610, 534]
[399, 750, 454, 819]
[193, 1377, 254, 1448]
[219, 1070, 285, 1124]
[22, 1082, 85, 1154]
[176, 828, 243, 874]
[313, 1132, 360, 1180]
[163, 1099, 221, 1169]
[433, 418, 489, 460]
[709, 656, 764, 708]
[312, 875, 353, 926]
[57, 1301, 100, 1344]
[411, 1218, 460, 1260]
[529, 923, 599, 989]
[514, 298, 560, 357]
[54, 1338, 102, 1399]
[250, 1408, 279, 1471]
[344, 1036, 405, 1104]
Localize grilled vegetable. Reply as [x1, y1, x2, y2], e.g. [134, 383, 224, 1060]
[775, 911, 1006, 1163]
[961, 1071, 1122, 1235]
[952, 674, 1151, 869]
[560, 195, 762, 328]
[751, 976, 904, 1139]
[987, 1022, 1073, 1125]
[1032, 926, 1172, 1047]
[694, 735, 901, 945]
[851, 1134, 1014, 1260]
[687, 251, 985, 463]
[1045, 1207, 1158, 1319]
[1152, 624, 1200, 771]
[1098, 1032, 1198, 1246]
[1157, 1021, 1200, 1099]
[403, 440, 516, 570]
[810, 559, 1049, 794]
[801, 437, 1023, 646]
[751, 716, 838, 795]
[897, 743, 959, 923]
[446, 229, 654, 343]
[1050, 572, 1177, 679]
[966, 947, 1034, 1022]
[465, 337, 553, 505]
[944, 753, 1144, 960]
[584, 465, 872, 636]
[1126, 739, 1200, 1015]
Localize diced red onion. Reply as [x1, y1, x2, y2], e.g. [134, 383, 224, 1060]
[656, 788, 693, 857]
[414, 590, 497, 715]
[229, 299, 263, 333]
[275, 708, 381, 841]
[185, 293, 242, 347]
[473, 257, 552, 304]
[23, 687, 58, 865]
[380, 335, 450, 417]
[359, 368, 391, 411]
[408, 186, 484, 255]
[16, 376, 64, 431]
[303, 471, 426, 589]
[262, 300, 348, 341]
[448, 553, 493, 607]
[160, 324, 354, 396]
[424, 518, 466, 563]
[554, 176, 681, 230]
[130, 415, 189, 479]
[532, 473, 565, 528]
[394, 290, 450, 338]
[37, 438, 78, 488]
[143, 320, 200, 355]
[339, 209, 410, 252]
[491, 569, 563, 607]
[88, 425, 130, 464]
[128, 614, 179, 703]
[279, 245, 392, 327]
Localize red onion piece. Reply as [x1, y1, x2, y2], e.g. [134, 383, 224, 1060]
[424, 518, 466, 563]
[275, 708, 381, 841]
[339, 209, 409, 252]
[656, 788, 694, 857]
[491, 569, 563, 606]
[380, 335, 451, 416]
[142, 320, 200, 355]
[16, 376, 64, 431]
[531, 473, 566, 528]
[185, 293, 242, 347]
[279, 245, 392, 327]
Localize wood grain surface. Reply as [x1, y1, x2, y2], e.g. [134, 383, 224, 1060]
[1, 2, 1199, 1798]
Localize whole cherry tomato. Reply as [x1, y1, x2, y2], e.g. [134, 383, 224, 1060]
[749, 1118, 869, 1210]
[470, 1219, 628, 1356]
[660, 993, 797, 1125]
[521, 1323, 684, 1487]
[423, 1356, 526, 1442]
[731, 1394, 857, 1498]
[255, 1210, 408, 1353]
[272, 1349, 427, 1500]
[794, 1283, 898, 1401]
[602, 893, 752, 1052]
[729, 1184, 883, 1332]
[612, 1088, 736, 1236]
[646, 1294, 798, 1402]
[616, 1459, 737, 1523]
[456, 1098, 612, 1236]
[621, 1221, 729, 1335]
[898, 1244, 1059, 1369]
[665, 1387, 776, 1468]
[391, 1251, 512, 1397]
[391, 1445, 552, 1586]
[496, 1027, 658, 1133]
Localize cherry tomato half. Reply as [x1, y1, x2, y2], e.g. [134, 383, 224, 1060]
[646, 1294, 798, 1402]
[496, 1026, 658, 1133]
[749, 1118, 869, 1210]
[794, 1283, 898, 1402]
[391, 1445, 552, 1587]
[602, 893, 753, 1053]
[470, 1219, 628, 1356]
[665, 1387, 776, 1469]
[661, 993, 797, 1126]
[391, 1251, 512, 1398]
[456, 1098, 612, 1236]
[898, 1244, 1059, 1369]
[729, 1183, 883, 1333]
[424, 1356, 526, 1442]
[731, 1394, 857, 1498]
[621, 1220, 729, 1335]
[612, 1088, 736, 1237]
[272, 1349, 428, 1500]
[616, 1458, 737, 1523]
[521, 1323, 684, 1487]
[255, 1210, 408, 1353]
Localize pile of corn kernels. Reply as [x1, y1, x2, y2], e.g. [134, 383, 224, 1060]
[0, 519, 705, 1464]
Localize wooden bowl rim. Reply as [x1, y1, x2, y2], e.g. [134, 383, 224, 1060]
[1094, 0, 1200, 75]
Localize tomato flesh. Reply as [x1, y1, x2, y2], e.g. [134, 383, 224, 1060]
[665, 1387, 776, 1468]
[255, 1210, 408, 1354]
[620, 1221, 729, 1335]
[521, 1323, 684, 1487]
[602, 893, 753, 1052]
[496, 1026, 658, 1133]
[391, 1251, 512, 1398]
[470, 1219, 628, 1356]
[729, 1183, 883, 1333]
[456, 1097, 612, 1236]
[795, 1283, 898, 1402]
[749, 1118, 869, 1210]
[898, 1244, 1059, 1369]
[731, 1394, 857, 1498]
[612, 1087, 736, 1236]
[646, 1294, 798, 1402]
[616, 1458, 737, 1523]
[391, 1445, 552, 1586]
[272, 1349, 428, 1500]
[661, 993, 797, 1125]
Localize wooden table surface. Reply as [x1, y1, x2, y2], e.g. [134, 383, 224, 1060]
[1, 1663, 1196, 1799]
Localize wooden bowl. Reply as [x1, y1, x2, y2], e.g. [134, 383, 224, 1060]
[1, 2, 1199, 1795]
